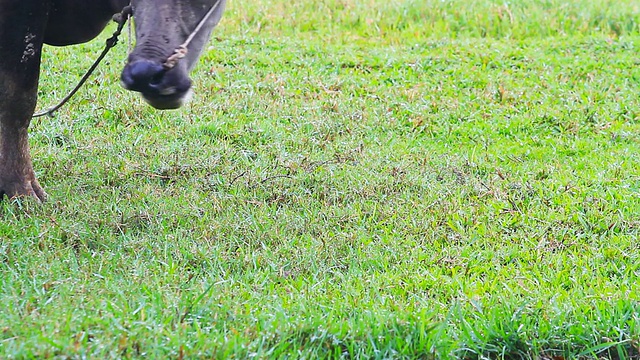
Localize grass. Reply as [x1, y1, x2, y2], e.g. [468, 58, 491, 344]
[2, 0, 640, 358]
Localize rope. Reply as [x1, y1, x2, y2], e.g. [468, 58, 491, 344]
[33, 5, 132, 118]
[163, 0, 223, 70]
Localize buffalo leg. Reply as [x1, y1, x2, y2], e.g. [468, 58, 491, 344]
[0, 1, 48, 201]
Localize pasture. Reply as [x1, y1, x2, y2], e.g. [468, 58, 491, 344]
[2, 0, 640, 358]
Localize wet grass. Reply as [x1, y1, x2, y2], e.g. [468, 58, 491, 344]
[2, 0, 640, 358]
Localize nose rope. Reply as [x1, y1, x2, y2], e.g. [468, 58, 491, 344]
[32, 5, 133, 118]
[162, 0, 223, 70]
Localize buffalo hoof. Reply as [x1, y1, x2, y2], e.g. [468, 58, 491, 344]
[0, 174, 47, 203]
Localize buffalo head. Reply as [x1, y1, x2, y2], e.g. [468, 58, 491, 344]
[120, 0, 226, 109]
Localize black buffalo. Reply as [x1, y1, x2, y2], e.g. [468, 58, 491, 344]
[0, 0, 226, 201]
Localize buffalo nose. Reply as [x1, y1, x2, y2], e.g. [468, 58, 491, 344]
[121, 61, 165, 93]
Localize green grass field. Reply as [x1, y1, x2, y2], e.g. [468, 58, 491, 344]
[3, 0, 640, 358]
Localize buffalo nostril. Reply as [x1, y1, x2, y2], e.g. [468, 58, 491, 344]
[150, 72, 163, 86]
[121, 61, 165, 92]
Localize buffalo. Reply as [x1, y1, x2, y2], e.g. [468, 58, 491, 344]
[0, 0, 226, 201]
